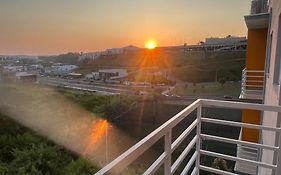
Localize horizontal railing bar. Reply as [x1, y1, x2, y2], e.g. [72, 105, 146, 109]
[244, 80, 264, 83]
[95, 99, 201, 174]
[244, 71, 264, 73]
[244, 72, 265, 73]
[168, 100, 201, 129]
[180, 152, 198, 175]
[244, 71, 265, 73]
[244, 85, 264, 87]
[201, 99, 281, 113]
[244, 76, 264, 79]
[243, 89, 263, 92]
[143, 152, 166, 175]
[201, 134, 279, 151]
[244, 74, 264, 76]
[238, 145, 259, 152]
[243, 84, 264, 86]
[200, 150, 277, 170]
[238, 152, 259, 159]
[201, 117, 280, 132]
[199, 165, 239, 175]
[171, 136, 198, 174]
[243, 69, 265, 72]
[171, 119, 198, 152]
[243, 72, 264, 74]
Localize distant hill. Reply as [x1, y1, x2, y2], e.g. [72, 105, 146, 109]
[39, 52, 80, 65]
[77, 50, 246, 82]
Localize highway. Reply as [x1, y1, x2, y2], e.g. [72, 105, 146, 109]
[38, 77, 134, 95]
[38, 77, 226, 103]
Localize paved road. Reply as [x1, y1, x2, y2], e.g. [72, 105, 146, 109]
[39, 77, 134, 95]
[39, 77, 226, 103]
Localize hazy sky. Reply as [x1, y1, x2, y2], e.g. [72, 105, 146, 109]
[0, 0, 251, 55]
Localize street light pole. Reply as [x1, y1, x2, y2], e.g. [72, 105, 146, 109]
[105, 125, 108, 164]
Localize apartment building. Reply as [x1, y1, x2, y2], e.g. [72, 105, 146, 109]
[96, 0, 281, 174]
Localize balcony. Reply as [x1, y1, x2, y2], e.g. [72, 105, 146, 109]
[250, 0, 268, 15]
[96, 99, 281, 175]
[240, 68, 265, 100]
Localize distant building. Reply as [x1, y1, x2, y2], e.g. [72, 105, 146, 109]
[45, 64, 78, 75]
[79, 52, 101, 60]
[101, 48, 123, 56]
[68, 72, 83, 79]
[3, 65, 24, 73]
[204, 35, 247, 45]
[98, 69, 128, 80]
[15, 72, 37, 82]
[85, 72, 100, 80]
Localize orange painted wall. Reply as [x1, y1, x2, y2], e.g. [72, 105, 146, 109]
[241, 28, 267, 143]
[242, 109, 261, 143]
[245, 28, 268, 70]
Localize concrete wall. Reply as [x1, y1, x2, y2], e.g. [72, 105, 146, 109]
[261, 0, 281, 174]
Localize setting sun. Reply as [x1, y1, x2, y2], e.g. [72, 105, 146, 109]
[145, 40, 157, 50]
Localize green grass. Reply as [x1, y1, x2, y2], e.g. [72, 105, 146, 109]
[171, 82, 241, 97]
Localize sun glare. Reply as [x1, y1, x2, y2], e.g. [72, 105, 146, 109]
[145, 40, 157, 50]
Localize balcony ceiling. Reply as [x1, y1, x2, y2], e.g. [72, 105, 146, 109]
[244, 13, 269, 29]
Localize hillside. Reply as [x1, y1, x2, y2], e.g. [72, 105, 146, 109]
[78, 50, 246, 82]
[39, 52, 80, 65]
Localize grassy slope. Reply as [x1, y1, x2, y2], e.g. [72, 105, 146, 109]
[77, 50, 246, 82]
[0, 114, 99, 175]
[172, 82, 241, 97]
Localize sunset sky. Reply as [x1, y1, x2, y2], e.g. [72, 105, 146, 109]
[0, 0, 251, 55]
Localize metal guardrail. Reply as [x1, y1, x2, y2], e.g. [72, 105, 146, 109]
[95, 99, 281, 175]
[240, 68, 265, 100]
[250, 0, 269, 15]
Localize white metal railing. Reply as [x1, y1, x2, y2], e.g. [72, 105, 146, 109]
[95, 99, 281, 175]
[240, 68, 265, 100]
[250, 0, 269, 15]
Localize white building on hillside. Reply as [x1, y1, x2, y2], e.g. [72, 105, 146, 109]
[205, 35, 247, 45]
[102, 48, 123, 56]
[98, 69, 128, 80]
[79, 52, 101, 61]
[45, 64, 78, 75]
[3, 66, 24, 73]
[85, 72, 100, 80]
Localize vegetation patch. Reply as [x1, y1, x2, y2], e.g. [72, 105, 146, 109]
[0, 114, 99, 175]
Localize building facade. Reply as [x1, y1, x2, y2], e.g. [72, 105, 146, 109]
[260, 0, 281, 174]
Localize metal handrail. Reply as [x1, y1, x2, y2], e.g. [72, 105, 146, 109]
[95, 99, 281, 175]
[240, 68, 265, 100]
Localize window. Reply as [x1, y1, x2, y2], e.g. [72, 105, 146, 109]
[266, 33, 273, 77]
[273, 14, 281, 84]
[266, 9, 273, 77]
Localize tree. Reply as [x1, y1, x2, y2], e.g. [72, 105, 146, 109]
[219, 78, 226, 87]
[211, 158, 231, 172]
[62, 158, 99, 175]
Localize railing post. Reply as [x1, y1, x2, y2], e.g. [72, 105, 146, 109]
[164, 129, 172, 175]
[196, 105, 202, 175]
[275, 127, 281, 175]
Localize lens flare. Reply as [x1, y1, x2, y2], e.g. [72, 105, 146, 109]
[84, 119, 108, 155]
